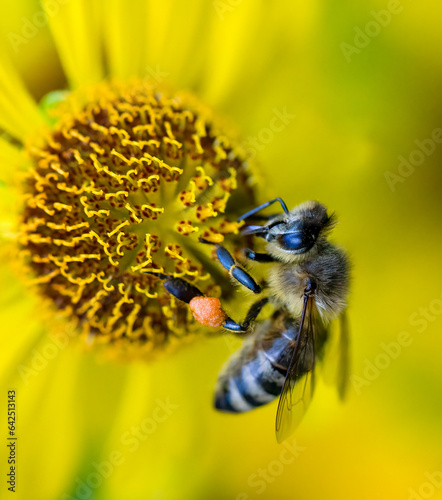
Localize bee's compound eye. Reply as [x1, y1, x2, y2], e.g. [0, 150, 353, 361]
[278, 230, 317, 253]
[189, 297, 226, 327]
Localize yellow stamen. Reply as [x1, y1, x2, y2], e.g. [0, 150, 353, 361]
[20, 80, 258, 358]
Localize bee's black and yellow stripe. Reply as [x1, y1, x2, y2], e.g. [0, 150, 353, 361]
[215, 314, 298, 412]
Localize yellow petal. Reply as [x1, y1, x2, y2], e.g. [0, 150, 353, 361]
[201, 0, 264, 106]
[105, 347, 212, 499]
[42, 0, 104, 88]
[144, 0, 175, 67]
[0, 138, 23, 180]
[143, 0, 209, 87]
[103, 0, 147, 78]
[0, 52, 45, 140]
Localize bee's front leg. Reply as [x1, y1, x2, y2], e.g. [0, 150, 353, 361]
[243, 249, 276, 263]
[199, 238, 262, 294]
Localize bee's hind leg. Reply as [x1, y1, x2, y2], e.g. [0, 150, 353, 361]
[199, 238, 262, 294]
[148, 273, 204, 303]
[223, 297, 269, 333]
[152, 273, 230, 329]
[151, 274, 268, 333]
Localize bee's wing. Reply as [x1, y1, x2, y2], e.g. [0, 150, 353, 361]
[321, 309, 350, 399]
[336, 310, 350, 399]
[275, 296, 316, 443]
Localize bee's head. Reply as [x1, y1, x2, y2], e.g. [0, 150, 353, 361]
[242, 201, 336, 262]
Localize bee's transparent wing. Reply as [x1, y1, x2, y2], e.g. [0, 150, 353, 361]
[321, 309, 350, 399]
[275, 297, 316, 443]
[336, 311, 350, 398]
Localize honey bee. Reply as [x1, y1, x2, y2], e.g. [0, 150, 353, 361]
[157, 198, 350, 442]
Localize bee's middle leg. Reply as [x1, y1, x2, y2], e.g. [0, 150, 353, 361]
[223, 297, 269, 333]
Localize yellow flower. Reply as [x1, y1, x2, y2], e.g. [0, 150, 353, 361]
[1, 2, 268, 499]
[19, 79, 258, 360]
[2, 2, 442, 500]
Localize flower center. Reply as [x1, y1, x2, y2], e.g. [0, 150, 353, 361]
[20, 81, 257, 356]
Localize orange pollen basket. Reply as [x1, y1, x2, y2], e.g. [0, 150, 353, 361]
[189, 297, 227, 328]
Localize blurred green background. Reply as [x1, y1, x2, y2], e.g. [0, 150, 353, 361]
[1, 1, 442, 499]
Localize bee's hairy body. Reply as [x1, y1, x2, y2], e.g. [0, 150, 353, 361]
[215, 311, 299, 412]
[215, 200, 350, 414]
[268, 240, 349, 323]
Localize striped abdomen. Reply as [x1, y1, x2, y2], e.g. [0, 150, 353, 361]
[215, 312, 299, 413]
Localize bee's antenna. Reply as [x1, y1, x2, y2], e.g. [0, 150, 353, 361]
[238, 198, 289, 222]
[240, 225, 268, 236]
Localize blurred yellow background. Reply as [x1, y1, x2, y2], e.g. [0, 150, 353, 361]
[1, 1, 442, 499]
